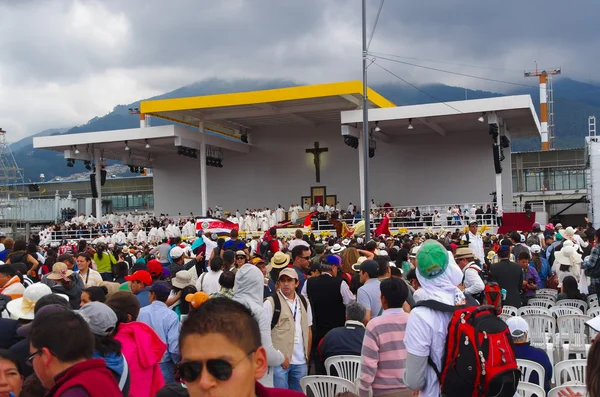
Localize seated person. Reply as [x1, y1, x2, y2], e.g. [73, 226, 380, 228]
[506, 316, 552, 392]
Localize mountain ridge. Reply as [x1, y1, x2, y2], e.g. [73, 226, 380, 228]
[10, 77, 600, 182]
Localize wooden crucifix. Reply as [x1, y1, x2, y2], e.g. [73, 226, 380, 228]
[306, 141, 328, 183]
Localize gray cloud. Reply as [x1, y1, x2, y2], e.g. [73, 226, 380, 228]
[0, 0, 597, 140]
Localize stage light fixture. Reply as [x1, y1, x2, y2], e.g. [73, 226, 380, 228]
[84, 160, 92, 171]
[241, 133, 248, 143]
[124, 141, 130, 151]
[145, 139, 151, 149]
[374, 122, 381, 132]
[129, 165, 135, 173]
[66, 159, 74, 168]
[478, 112, 485, 123]
[500, 135, 510, 148]
[74, 146, 80, 154]
[408, 118, 414, 130]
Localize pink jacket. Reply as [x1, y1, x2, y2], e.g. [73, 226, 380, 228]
[114, 321, 167, 397]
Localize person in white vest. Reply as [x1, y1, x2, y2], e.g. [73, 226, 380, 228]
[461, 221, 484, 262]
[263, 268, 312, 391]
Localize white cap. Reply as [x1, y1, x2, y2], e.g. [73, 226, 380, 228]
[506, 316, 529, 338]
[170, 246, 185, 259]
[378, 242, 386, 250]
[530, 244, 541, 254]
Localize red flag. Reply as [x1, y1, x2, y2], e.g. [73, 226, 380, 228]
[303, 212, 318, 227]
[374, 215, 391, 237]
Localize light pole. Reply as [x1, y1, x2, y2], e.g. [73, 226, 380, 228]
[361, 0, 371, 241]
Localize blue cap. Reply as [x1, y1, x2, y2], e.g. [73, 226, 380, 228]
[150, 281, 171, 300]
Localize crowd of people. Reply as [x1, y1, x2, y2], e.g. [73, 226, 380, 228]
[36, 200, 504, 246]
[0, 216, 599, 396]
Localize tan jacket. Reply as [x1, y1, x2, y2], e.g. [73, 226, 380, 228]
[267, 291, 309, 362]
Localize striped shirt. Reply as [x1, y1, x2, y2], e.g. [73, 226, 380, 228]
[359, 308, 409, 397]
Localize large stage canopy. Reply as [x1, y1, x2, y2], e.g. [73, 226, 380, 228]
[34, 81, 540, 218]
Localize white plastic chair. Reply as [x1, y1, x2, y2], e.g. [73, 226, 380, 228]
[547, 385, 587, 397]
[516, 381, 545, 397]
[300, 375, 357, 397]
[587, 293, 597, 305]
[502, 305, 518, 316]
[522, 314, 556, 367]
[528, 298, 554, 309]
[516, 359, 546, 388]
[324, 355, 362, 382]
[518, 306, 551, 317]
[538, 288, 558, 299]
[557, 314, 592, 360]
[499, 313, 512, 323]
[549, 306, 583, 319]
[556, 299, 588, 313]
[554, 359, 587, 387]
[587, 306, 600, 318]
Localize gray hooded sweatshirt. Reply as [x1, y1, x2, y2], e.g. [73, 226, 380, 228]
[233, 264, 284, 386]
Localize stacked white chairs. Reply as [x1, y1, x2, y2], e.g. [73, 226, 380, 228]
[324, 356, 362, 383]
[518, 306, 551, 317]
[528, 298, 554, 309]
[502, 305, 518, 316]
[549, 306, 583, 319]
[522, 314, 557, 366]
[587, 293, 598, 308]
[516, 382, 545, 397]
[300, 376, 357, 397]
[587, 306, 600, 318]
[516, 359, 546, 388]
[557, 314, 592, 360]
[554, 359, 587, 387]
[537, 288, 559, 299]
[499, 314, 512, 323]
[556, 299, 588, 313]
[547, 385, 587, 397]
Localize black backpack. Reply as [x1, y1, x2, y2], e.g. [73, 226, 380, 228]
[266, 293, 308, 329]
[259, 239, 271, 258]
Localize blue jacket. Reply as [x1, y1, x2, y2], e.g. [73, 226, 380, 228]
[513, 342, 553, 392]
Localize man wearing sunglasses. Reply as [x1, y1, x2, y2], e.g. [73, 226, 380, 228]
[179, 297, 305, 397]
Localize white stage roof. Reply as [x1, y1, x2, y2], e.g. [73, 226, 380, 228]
[33, 125, 248, 168]
[341, 95, 541, 139]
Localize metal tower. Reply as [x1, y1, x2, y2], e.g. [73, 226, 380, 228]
[0, 128, 26, 236]
[524, 66, 561, 150]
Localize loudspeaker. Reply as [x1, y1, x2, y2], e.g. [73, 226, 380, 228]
[90, 174, 98, 198]
[493, 144, 502, 174]
[101, 169, 107, 186]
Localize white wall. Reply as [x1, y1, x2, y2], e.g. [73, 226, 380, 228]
[153, 155, 204, 216]
[152, 123, 513, 214]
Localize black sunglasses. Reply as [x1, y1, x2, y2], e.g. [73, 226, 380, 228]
[178, 350, 255, 382]
[236, 256, 247, 260]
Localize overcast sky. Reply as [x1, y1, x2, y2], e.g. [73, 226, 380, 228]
[0, 0, 596, 140]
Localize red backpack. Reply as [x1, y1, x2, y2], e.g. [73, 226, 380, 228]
[481, 281, 503, 313]
[414, 301, 520, 397]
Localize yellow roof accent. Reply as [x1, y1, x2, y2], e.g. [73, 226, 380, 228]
[140, 80, 395, 114]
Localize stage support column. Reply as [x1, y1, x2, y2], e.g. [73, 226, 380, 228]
[199, 122, 207, 217]
[94, 149, 102, 218]
[358, 136, 366, 214]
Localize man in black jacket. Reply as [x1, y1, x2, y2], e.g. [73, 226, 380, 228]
[490, 245, 523, 308]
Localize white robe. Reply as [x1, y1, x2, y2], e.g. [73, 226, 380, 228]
[275, 207, 284, 223]
[291, 206, 299, 223]
[137, 229, 147, 243]
[261, 217, 269, 232]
